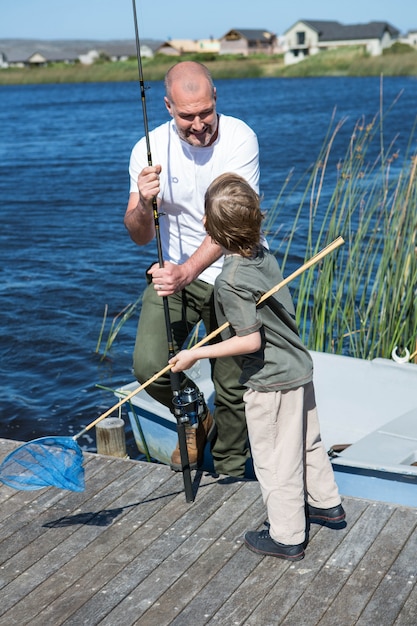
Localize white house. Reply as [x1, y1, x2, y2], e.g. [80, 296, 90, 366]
[283, 20, 400, 65]
[400, 30, 417, 48]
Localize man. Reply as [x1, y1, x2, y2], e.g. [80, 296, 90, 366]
[124, 61, 260, 477]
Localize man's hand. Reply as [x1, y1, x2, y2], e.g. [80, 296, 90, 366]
[138, 164, 161, 206]
[148, 261, 192, 295]
[124, 164, 162, 246]
[149, 235, 223, 295]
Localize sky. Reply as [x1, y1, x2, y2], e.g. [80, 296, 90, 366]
[0, 0, 414, 41]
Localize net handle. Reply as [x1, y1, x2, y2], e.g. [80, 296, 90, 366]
[75, 236, 344, 440]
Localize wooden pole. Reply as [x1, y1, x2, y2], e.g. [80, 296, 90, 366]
[96, 418, 127, 458]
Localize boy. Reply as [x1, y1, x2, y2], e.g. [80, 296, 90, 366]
[170, 173, 345, 560]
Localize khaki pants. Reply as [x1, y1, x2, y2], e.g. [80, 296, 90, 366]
[244, 382, 341, 545]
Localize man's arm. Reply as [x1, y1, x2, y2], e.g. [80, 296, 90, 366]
[124, 191, 155, 246]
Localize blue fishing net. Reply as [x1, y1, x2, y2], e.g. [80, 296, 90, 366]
[0, 436, 85, 492]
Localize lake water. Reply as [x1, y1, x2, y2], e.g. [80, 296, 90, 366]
[1, 75, 416, 454]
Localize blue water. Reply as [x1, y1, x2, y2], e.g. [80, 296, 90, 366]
[1, 76, 416, 453]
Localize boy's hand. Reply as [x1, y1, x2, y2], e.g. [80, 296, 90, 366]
[169, 350, 198, 373]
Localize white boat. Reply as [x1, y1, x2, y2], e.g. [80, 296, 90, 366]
[115, 351, 417, 507]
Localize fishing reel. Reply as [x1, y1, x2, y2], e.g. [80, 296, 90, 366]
[172, 387, 205, 427]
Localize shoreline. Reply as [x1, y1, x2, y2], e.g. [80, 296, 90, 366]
[1, 48, 417, 85]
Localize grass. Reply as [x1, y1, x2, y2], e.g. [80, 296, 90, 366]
[1, 46, 417, 85]
[276, 45, 417, 78]
[265, 79, 417, 361]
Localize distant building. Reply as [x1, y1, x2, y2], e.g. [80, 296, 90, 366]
[0, 41, 84, 67]
[0, 39, 162, 68]
[219, 29, 278, 56]
[195, 38, 220, 54]
[283, 20, 400, 65]
[156, 38, 220, 56]
[27, 52, 48, 67]
[400, 29, 417, 48]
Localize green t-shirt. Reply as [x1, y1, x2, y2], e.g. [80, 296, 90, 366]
[214, 247, 313, 392]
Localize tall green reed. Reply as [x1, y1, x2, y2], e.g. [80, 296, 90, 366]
[95, 294, 143, 360]
[265, 83, 417, 360]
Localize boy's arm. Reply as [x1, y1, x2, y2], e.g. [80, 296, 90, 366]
[170, 331, 261, 373]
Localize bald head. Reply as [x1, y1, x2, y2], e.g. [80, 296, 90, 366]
[163, 61, 218, 147]
[164, 61, 215, 103]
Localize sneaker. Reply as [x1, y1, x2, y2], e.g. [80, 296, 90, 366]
[244, 529, 305, 561]
[170, 409, 214, 471]
[307, 503, 346, 525]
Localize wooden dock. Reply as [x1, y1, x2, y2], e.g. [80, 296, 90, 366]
[1, 437, 417, 626]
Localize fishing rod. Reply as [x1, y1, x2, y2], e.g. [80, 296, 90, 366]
[131, 0, 195, 502]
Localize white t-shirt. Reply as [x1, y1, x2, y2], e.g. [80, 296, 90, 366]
[129, 114, 260, 285]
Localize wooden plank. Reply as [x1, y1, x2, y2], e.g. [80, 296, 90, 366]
[317, 506, 417, 626]
[173, 540, 266, 626]
[155, 494, 348, 626]
[0, 455, 137, 573]
[393, 580, 417, 626]
[3, 467, 220, 625]
[36, 468, 183, 624]
[355, 507, 417, 625]
[0, 459, 151, 618]
[0, 462, 176, 625]
[261, 500, 393, 625]
[54, 475, 196, 623]
[60, 473, 248, 625]
[0, 455, 98, 548]
[101, 479, 263, 625]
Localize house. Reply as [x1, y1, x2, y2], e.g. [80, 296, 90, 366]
[219, 29, 278, 56]
[27, 52, 48, 67]
[400, 29, 417, 48]
[0, 40, 83, 67]
[156, 38, 219, 56]
[283, 20, 400, 65]
[0, 39, 161, 68]
[195, 38, 220, 54]
[156, 39, 200, 56]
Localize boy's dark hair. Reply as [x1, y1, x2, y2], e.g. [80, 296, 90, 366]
[204, 173, 264, 257]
